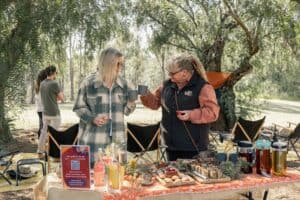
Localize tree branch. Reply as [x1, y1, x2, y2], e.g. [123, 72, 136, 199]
[147, 13, 198, 50]
[222, 0, 254, 53]
[165, 40, 195, 52]
[166, 0, 198, 27]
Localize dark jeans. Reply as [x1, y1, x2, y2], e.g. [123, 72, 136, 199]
[37, 112, 43, 138]
[166, 150, 198, 161]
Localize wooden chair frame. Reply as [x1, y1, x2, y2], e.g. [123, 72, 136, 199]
[47, 126, 79, 172]
[224, 117, 265, 152]
[126, 124, 166, 164]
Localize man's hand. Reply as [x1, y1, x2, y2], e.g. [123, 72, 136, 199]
[176, 110, 191, 121]
[93, 114, 109, 126]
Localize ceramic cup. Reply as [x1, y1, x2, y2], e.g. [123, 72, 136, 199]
[128, 90, 138, 101]
[138, 85, 148, 95]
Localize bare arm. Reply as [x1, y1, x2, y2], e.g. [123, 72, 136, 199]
[57, 91, 64, 102]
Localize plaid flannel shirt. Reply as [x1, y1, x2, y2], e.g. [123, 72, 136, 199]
[73, 72, 136, 164]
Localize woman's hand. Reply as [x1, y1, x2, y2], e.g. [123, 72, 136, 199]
[176, 110, 191, 121]
[93, 114, 109, 126]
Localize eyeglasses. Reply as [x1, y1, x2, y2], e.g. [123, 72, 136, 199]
[168, 69, 182, 76]
[117, 62, 125, 69]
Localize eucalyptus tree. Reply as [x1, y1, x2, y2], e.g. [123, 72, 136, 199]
[0, 0, 130, 142]
[133, 0, 294, 130]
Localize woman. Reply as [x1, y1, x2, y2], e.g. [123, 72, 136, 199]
[73, 47, 136, 165]
[140, 53, 220, 161]
[35, 69, 47, 138]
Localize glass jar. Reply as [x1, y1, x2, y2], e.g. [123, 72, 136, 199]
[272, 141, 287, 176]
[237, 141, 254, 173]
[255, 140, 271, 175]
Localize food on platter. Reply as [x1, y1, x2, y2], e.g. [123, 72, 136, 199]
[156, 166, 195, 187]
[188, 162, 231, 184]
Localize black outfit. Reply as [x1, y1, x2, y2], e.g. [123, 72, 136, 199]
[161, 73, 210, 161]
[37, 112, 43, 138]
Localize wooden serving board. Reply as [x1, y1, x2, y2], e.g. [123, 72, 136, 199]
[155, 174, 196, 188]
[189, 171, 231, 184]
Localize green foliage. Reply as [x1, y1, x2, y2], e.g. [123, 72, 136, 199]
[0, 0, 131, 140]
[219, 159, 249, 180]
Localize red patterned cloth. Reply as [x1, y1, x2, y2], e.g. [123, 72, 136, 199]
[104, 169, 300, 200]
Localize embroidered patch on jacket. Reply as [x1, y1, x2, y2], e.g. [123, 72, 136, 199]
[184, 90, 193, 96]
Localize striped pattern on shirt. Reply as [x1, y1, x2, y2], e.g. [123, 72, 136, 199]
[73, 72, 136, 163]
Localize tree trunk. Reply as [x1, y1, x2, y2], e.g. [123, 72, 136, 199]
[161, 50, 166, 81]
[197, 34, 236, 131]
[0, 77, 12, 143]
[30, 64, 36, 104]
[69, 35, 74, 101]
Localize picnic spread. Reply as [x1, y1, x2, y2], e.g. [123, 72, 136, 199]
[31, 141, 300, 200]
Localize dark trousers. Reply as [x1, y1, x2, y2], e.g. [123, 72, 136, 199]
[166, 150, 198, 161]
[37, 112, 43, 138]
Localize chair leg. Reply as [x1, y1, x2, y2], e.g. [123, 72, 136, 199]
[263, 189, 269, 200]
[290, 142, 300, 160]
[241, 191, 254, 200]
[159, 148, 167, 162]
[0, 173, 12, 185]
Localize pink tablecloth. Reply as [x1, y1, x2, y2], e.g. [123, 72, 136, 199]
[105, 169, 300, 200]
[34, 169, 300, 200]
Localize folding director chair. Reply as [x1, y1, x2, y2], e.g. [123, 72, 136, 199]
[224, 116, 265, 152]
[126, 122, 166, 164]
[0, 150, 19, 185]
[47, 124, 79, 172]
[273, 122, 300, 160]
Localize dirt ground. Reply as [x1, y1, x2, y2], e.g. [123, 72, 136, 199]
[1, 100, 300, 199]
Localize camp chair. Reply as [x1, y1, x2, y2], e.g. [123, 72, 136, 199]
[0, 150, 19, 185]
[126, 122, 166, 163]
[206, 71, 231, 89]
[222, 116, 265, 152]
[47, 124, 79, 172]
[232, 116, 266, 143]
[273, 122, 300, 160]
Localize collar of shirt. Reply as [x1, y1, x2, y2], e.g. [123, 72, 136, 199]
[93, 72, 125, 89]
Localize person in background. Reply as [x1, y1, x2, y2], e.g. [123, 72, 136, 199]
[35, 69, 47, 138]
[73, 47, 136, 165]
[140, 53, 220, 161]
[37, 65, 64, 157]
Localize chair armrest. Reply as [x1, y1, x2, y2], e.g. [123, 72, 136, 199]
[288, 121, 297, 127]
[272, 123, 286, 129]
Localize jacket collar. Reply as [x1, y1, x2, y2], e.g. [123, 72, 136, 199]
[168, 72, 199, 90]
[93, 72, 125, 89]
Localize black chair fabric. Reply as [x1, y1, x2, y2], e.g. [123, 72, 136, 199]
[233, 116, 265, 143]
[290, 124, 300, 139]
[48, 124, 79, 158]
[127, 122, 160, 153]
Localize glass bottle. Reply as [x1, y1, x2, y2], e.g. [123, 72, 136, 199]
[237, 141, 254, 174]
[255, 140, 271, 175]
[94, 148, 105, 187]
[272, 141, 287, 176]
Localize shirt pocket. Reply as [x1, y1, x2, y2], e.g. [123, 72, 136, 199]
[113, 91, 126, 111]
[86, 94, 106, 114]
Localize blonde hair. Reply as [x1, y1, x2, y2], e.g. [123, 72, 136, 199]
[167, 53, 208, 81]
[98, 47, 123, 84]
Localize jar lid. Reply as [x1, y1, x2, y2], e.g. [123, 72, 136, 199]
[272, 141, 287, 149]
[237, 140, 253, 148]
[256, 139, 271, 149]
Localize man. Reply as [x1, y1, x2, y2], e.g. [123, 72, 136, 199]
[140, 53, 220, 161]
[37, 65, 64, 156]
